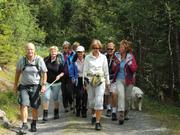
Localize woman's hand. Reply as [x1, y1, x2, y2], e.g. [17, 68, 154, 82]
[56, 72, 64, 80]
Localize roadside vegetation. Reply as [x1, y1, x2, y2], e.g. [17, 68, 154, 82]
[143, 96, 180, 135]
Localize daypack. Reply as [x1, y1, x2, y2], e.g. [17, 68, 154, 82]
[22, 56, 41, 76]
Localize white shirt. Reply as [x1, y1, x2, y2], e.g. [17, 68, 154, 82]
[75, 58, 84, 77]
[83, 52, 110, 85]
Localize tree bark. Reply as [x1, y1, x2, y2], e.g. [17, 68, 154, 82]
[165, 3, 175, 98]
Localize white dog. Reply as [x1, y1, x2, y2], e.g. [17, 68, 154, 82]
[131, 86, 144, 111]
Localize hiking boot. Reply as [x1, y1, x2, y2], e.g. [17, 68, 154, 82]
[30, 123, 37, 132]
[19, 123, 28, 134]
[119, 111, 124, 125]
[81, 108, 87, 118]
[106, 109, 111, 117]
[119, 120, 124, 125]
[103, 104, 107, 109]
[124, 110, 129, 120]
[43, 110, 48, 121]
[95, 123, 101, 130]
[54, 109, 59, 119]
[91, 117, 96, 125]
[112, 113, 117, 121]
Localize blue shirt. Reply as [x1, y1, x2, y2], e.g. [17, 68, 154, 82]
[117, 60, 125, 80]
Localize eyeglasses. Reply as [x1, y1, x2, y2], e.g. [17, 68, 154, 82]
[93, 47, 100, 50]
[107, 48, 114, 51]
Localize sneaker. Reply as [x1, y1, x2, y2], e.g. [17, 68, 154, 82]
[95, 123, 101, 130]
[30, 123, 37, 132]
[112, 113, 117, 121]
[106, 109, 111, 117]
[19, 123, 28, 134]
[91, 117, 96, 125]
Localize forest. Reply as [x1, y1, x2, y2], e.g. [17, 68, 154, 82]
[0, 0, 179, 104]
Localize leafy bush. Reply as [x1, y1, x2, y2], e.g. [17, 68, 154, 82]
[0, 91, 19, 121]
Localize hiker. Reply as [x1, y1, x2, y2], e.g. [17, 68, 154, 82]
[69, 45, 88, 118]
[42, 46, 64, 121]
[113, 39, 138, 125]
[67, 41, 80, 112]
[61, 41, 74, 112]
[83, 39, 110, 130]
[104, 41, 119, 121]
[13, 42, 47, 134]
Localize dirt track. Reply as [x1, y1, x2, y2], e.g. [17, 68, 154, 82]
[6, 107, 169, 135]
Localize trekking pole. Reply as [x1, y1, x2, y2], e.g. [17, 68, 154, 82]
[45, 78, 59, 90]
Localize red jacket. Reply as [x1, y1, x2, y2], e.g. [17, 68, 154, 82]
[113, 52, 138, 85]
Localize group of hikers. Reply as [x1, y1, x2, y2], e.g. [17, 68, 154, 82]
[13, 39, 137, 134]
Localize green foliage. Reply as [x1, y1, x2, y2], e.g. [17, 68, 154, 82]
[144, 96, 180, 134]
[0, 91, 19, 121]
[0, 0, 46, 65]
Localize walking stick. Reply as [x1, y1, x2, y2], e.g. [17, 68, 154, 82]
[46, 78, 59, 89]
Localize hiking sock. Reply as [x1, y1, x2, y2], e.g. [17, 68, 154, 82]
[112, 107, 116, 113]
[107, 104, 111, 110]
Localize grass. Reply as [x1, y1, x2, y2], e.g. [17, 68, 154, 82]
[0, 90, 19, 121]
[143, 96, 180, 135]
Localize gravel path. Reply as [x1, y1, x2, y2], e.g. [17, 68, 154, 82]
[6, 107, 169, 135]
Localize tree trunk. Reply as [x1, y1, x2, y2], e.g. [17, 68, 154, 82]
[165, 3, 175, 98]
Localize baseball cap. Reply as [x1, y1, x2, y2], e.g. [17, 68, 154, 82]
[76, 46, 85, 52]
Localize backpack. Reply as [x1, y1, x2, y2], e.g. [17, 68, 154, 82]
[22, 56, 41, 76]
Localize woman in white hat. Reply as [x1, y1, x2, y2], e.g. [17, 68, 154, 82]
[69, 45, 88, 118]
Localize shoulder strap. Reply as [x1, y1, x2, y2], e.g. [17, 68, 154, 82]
[22, 56, 27, 71]
[35, 55, 41, 71]
[22, 56, 41, 73]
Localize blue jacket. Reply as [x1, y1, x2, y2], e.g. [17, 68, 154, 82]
[69, 60, 78, 86]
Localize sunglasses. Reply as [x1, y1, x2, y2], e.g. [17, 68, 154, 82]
[77, 51, 83, 53]
[107, 48, 114, 51]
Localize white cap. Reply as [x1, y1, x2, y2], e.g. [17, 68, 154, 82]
[76, 46, 85, 52]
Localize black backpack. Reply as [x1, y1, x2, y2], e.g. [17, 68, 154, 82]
[22, 56, 41, 76]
